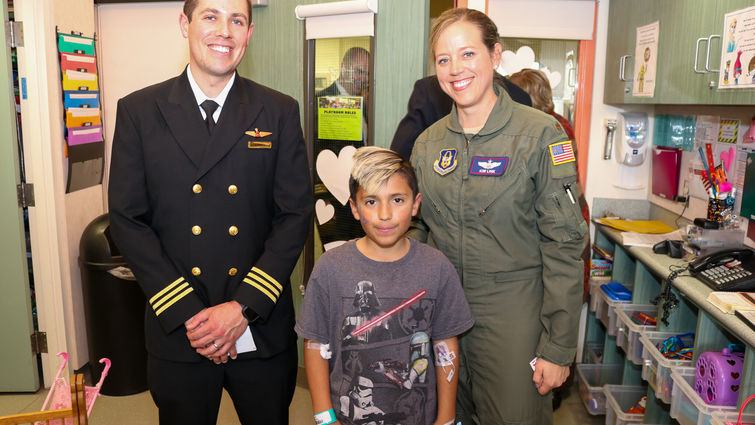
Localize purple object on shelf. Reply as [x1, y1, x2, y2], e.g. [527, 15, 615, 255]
[694, 347, 744, 406]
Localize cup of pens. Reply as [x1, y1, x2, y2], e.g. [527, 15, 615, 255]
[699, 145, 735, 224]
[707, 195, 728, 222]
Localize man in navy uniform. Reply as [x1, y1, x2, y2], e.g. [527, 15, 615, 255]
[108, 0, 312, 423]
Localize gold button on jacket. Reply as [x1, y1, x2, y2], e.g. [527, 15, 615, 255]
[192, 184, 202, 193]
[228, 226, 239, 236]
[191, 267, 201, 276]
[228, 268, 238, 276]
[191, 225, 202, 235]
[228, 185, 238, 195]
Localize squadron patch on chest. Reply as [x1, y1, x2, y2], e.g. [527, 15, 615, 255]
[433, 148, 458, 176]
[469, 157, 508, 176]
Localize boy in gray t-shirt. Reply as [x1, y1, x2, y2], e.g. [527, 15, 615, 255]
[296, 147, 473, 425]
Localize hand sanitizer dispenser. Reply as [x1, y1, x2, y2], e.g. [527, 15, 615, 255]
[616, 112, 649, 166]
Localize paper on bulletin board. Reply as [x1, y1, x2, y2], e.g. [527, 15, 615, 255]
[317, 96, 363, 141]
[718, 5, 755, 89]
[718, 119, 740, 143]
[695, 115, 719, 148]
[632, 21, 659, 97]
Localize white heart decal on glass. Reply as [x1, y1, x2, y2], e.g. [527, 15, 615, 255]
[540, 66, 562, 89]
[316, 145, 357, 206]
[315, 199, 335, 225]
[499, 46, 536, 76]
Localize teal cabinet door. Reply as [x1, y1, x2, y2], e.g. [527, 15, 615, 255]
[709, 0, 755, 105]
[604, 0, 658, 104]
[604, 0, 634, 104]
[654, 0, 719, 103]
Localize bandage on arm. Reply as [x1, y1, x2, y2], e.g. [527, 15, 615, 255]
[433, 337, 460, 424]
[303, 339, 336, 419]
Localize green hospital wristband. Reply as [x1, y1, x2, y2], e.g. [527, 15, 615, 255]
[313, 408, 336, 425]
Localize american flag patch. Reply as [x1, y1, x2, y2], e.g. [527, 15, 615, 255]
[549, 141, 575, 165]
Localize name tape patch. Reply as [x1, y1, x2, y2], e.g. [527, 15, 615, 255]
[469, 156, 508, 176]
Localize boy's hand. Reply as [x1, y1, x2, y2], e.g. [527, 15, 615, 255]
[532, 357, 569, 395]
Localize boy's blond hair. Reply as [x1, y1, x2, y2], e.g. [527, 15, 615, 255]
[349, 147, 418, 201]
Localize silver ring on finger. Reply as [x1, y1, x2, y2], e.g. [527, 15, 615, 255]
[212, 343, 220, 350]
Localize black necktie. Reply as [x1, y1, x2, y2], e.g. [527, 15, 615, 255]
[200, 100, 219, 134]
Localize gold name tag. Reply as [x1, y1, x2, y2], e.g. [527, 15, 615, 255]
[248, 141, 272, 149]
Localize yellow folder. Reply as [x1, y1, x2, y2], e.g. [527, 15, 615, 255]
[599, 218, 676, 234]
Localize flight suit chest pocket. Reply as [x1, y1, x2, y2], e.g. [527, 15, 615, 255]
[474, 164, 528, 217]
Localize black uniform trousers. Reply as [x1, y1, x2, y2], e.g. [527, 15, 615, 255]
[147, 345, 297, 425]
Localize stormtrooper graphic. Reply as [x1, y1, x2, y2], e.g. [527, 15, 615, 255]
[339, 376, 386, 425]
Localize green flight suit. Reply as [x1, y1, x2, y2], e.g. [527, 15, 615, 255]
[410, 87, 588, 425]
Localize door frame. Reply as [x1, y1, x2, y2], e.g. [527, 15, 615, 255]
[14, 0, 71, 386]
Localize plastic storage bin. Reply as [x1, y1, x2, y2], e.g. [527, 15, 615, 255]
[670, 369, 741, 425]
[604, 385, 648, 425]
[642, 360, 659, 393]
[597, 287, 631, 335]
[586, 342, 604, 364]
[710, 410, 755, 425]
[576, 363, 623, 415]
[616, 304, 658, 365]
[589, 276, 612, 312]
[640, 331, 695, 404]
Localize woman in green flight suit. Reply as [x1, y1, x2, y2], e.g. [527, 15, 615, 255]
[408, 8, 588, 425]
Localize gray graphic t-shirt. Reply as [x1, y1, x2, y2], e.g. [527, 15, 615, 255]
[296, 239, 474, 425]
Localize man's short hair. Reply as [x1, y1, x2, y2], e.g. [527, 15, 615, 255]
[342, 47, 370, 64]
[183, 0, 252, 24]
[349, 147, 418, 201]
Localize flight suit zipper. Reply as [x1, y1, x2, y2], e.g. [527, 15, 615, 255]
[459, 133, 475, 284]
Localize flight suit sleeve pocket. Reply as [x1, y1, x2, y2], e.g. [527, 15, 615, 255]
[547, 188, 587, 242]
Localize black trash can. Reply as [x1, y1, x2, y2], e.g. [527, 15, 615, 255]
[79, 213, 147, 396]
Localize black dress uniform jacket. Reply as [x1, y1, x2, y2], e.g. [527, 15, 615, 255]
[109, 70, 313, 362]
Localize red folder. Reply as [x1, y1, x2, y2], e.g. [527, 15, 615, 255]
[60, 52, 97, 73]
[652, 147, 682, 200]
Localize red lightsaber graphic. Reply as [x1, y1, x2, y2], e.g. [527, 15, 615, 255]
[350, 289, 427, 337]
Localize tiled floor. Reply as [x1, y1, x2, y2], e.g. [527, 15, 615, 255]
[0, 373, 604, 424]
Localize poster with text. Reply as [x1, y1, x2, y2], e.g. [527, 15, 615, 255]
[633, 21, 659, 97]
[317, 96, 363, 141]
[718, 5, 755, 89]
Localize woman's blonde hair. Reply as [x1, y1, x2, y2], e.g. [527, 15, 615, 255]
[508, 69, 554, 113]
[429, 8, 500, 60]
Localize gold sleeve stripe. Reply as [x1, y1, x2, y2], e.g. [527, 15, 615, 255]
[150, 277, 185, 304]
[243, 277, 277, 303]
[251, 267, 282, 292]
[247, 273, 281, 297]
[151, 282, 190, 310]
[155, 287, 194, 316]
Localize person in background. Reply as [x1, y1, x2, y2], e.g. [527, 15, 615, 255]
[390, 72, 531, 161]
[108, 0, 312, 423]
[409, 8, 587, 425]
[508, 69, 575, 139]
[317, 47, 370, 98]
[508, 67, 592, 411]
[296, 147, 474, 425]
